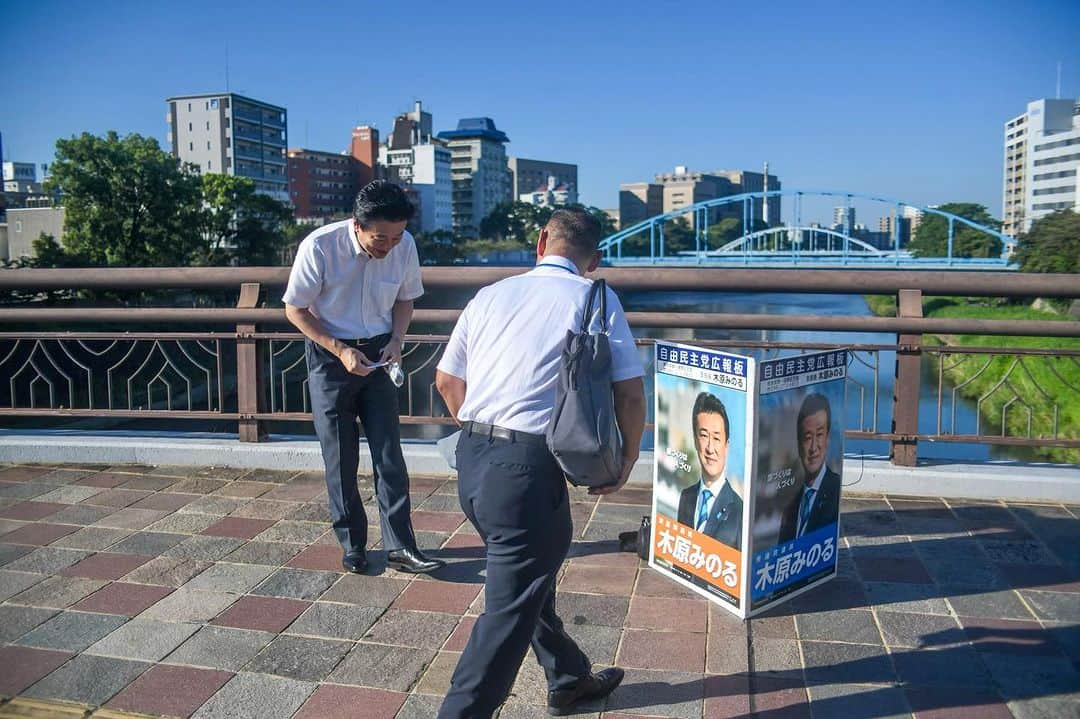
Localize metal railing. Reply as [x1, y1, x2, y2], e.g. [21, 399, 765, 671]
[0, 268, 1077, 466]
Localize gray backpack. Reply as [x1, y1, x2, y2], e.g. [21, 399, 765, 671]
[546, 279, 623, 488]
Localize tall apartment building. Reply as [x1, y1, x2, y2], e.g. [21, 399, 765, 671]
[832, 206, 856, 234]
[379, 102, 452, 233]
[508, 158, 578, 200]
[3, 162, 40, 193]
[1003, 98, 1080, 235]
[166, 93, 289, 203]
[618, 182, 663, 229]
[520, 175, 578, 207]
[713, 169, 781, 227]
[877, 212, 911, 247]
[349, 124, 379, 188]
[437, 118, 511, 236]
[287, 149, 360, 220]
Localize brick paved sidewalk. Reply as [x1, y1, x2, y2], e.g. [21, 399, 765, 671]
[0, 462, 1076, 718]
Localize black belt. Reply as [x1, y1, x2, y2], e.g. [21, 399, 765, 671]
[342, 333, 391, 348]
[463, 421, 546, 446]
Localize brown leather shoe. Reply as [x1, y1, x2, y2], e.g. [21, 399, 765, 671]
[547, 667, 625, 715]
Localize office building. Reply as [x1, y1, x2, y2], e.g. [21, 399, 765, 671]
[832, 206, 856, 234]
[5, 206, 65, 260]
[712, 169, 781, 227]
[519, 175, 578, 207]
[618, 182, 663, 229]
[508, 158, 578, 200]
[437, 118, 511, 236]
[1003, 98, 1080, 235]
[166, 93, 288, 202]
[3, 162, 40, 193]
[287, 149, 361, 220]
[619, 166, 781, 231]
[379, 102, 452, 233]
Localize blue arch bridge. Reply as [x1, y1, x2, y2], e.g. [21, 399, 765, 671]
[600, 189, 1015, 268]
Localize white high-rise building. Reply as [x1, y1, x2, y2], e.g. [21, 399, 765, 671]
[166, 93, 288, 203]
[437, 118, 511, 236]
[379, 101, 452, 233]
[1003, 98, 1080, 235]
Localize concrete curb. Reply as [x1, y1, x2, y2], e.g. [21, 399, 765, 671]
[1, 431, 1077, 503]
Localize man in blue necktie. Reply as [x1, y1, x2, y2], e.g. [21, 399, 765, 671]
[778, 393, 842, 543]
[676, 392, 743, 549]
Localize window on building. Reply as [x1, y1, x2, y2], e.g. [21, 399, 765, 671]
[206, 121, 210, 130]
[14, 220, 22, 232]
[189, 142, 193, 151]
[208, 160, 212, 170]
[211, 98, 219, 109]
[188, 102, 192, 111]
[188, 122, 192, 131]
[207, 141, 211, 150]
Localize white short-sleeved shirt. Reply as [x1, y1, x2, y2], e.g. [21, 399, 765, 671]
[282, 219, 424, 339]
[437, 255, 644, 435]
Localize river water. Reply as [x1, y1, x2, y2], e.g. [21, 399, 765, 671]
[622, 289, 1017, 463]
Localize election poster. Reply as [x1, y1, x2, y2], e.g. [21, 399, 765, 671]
[651, 342, 847, 619]
[747, 349, 847, 613]
[650, 341, 755, 615]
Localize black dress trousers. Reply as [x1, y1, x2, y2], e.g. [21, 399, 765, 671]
[437, 430, 591, 719]
[305, 338, 417, 555]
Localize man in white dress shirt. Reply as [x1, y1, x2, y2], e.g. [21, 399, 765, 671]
[434, 208, 646, 718]
[283, 181, 442, 575]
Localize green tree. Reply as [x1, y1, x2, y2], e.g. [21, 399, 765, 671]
[200, 174, 292, 266]
[415, 229, 465, 265]
[45, 131, 204, 266]
[478, 201, 552, 244]
[908, 203, 1003, 258]
[1013, 210, 1080, 274]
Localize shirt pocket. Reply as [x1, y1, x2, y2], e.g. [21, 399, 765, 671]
[373, 279, 401, 316]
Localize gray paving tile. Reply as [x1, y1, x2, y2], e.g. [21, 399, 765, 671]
[796, 609, 882, 645]
[164, 535, 245, 561]
[108, 530, 188, 556]
[50, 526, 131, 550]
[166, 625, 275, 671]
[186, 563, 276, 594]
[1008, 696, 1080, 719]
[251, 567, 338, 600]
[93, 507, 169, 530]
[565, 623, 622, 665]
[146, 511, 220, 534]
[4, 546, 91, 574]
[947, 589, 1037, 620]
[749, 636, 802, 673]
[242, 469, 299, 484]
[603, 668, 703, 719]
[285, 601, 383, 640]
[875, 610, 965, 649]
[0, 604, 58, 642]
[224, 541, 303, 566]
[191, 671, 314, 719]
[17, 610, 128, 652]
[178, 495, 251, 516]
[0, 568, 46, 601]
[86, 617, 199, 661]
[1019, 590, 1080, 622]
[0, 482, 54, 500]
[24, 654, 150, 706]
[9, 575, 107, 608]
[0, 542, 33, 566]
[862, 582, 952, 615]
[802, 641, 897, 685]
[139, 586, 239, 623]
[246, 634, 352, 682]
[892, 645, 996, 688]
[48, 504, 119, 526]
[395, 694, 444, 719]
[980, 652, 1079, 699]
[555, 591, 630, 628]
[980, 539, 1060, 565]
[231, 499, 296, 520]
[365, 609, 458, 649]
[252, 521, 326, 545]
[35, 485, 106, 504]
[283, 502, 332, 523]
[329, 642, 435, 691]
[807, 683, 912, 718]
[925, 559, 1007, 589]
[122, 555, 212, 586]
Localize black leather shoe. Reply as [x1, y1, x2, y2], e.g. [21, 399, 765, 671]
[341, 551, 368, 574]
[547, 667, 625, 716]
[386, 547, 444, 574]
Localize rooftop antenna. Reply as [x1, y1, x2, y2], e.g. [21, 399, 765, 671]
[225, 43, 230, 92]
[1056, 60, 1062, 99]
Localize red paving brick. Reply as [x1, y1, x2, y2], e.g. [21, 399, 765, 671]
[618, 629, 706, 673]
[634, 567, 702, 599]
[81, 489, 152, 508]
[59, 552, 153, 580]
[0, 501, 68, 521]
[0, 466, 53, 483]
[995, 563, 1080, 593]
[392, 580, 481, 614]
[958, 616, 1063, 656]
[444, 616, 477, 652]
[287, 544, 347, 572]
[443, 532, 484, 550]
[200, 516, 275, 539]
[130, 492, 199, 512]
[75, 472, 133, 488]
[0, 645, 73, 695]
[559, 564, 638, 595]
[704, 673, 752, 719]
[0, 522, 78, 546]
[294, 684, 408, 719]
[855, 557, 933, 583]
[211, 595, 311, 632]
[261, 480, 325, 502]
[72, 582, 173, 616]
[106, 664, 233, 717]
[625, 595, 708, 632]
[213, 481, 273, 498]
[751, 676, 810, 717]
[410, 510, 466, 533]
[905, 687, 1014, 718]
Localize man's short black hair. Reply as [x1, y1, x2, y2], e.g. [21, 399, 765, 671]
[692, 392, 730, 440]
[544, 207, 602, 260]
[796, 393, 832, 435]
[353, 181, 416, 227]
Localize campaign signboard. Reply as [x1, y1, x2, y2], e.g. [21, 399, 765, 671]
[650, 341, 755, 613]
[650, 342, 846, 619]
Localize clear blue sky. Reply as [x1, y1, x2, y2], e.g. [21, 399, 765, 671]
[3, 0, 1078, 225]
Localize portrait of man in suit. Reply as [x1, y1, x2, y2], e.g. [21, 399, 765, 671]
[676, 392, 743, 550]
[778, 393, 841, 543]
